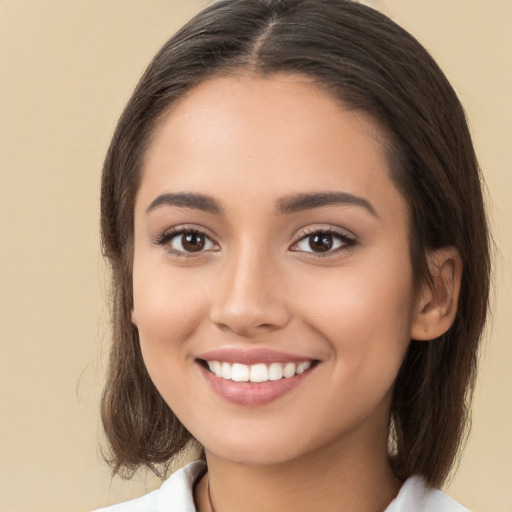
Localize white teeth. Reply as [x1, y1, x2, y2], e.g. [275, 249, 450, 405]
[212, 361, 222, 378]
[208, 360, 223, 378]
[268, 362, 283, 381]
[231, 363, 250, 382]
[249, 363, 268, 383]
[296, 361, 311, 374]
[206, 360, 313, 382]
[221, 362, 232, 379]
[283, 362, 296, 378]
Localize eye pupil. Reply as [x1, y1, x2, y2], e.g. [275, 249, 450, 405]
[309, 234, 333, 252]
[182, 233, 205, 252]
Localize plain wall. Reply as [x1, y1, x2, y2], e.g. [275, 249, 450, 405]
[0, 1, 510, 511]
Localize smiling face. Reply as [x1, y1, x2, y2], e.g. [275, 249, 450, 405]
[131, 74, 420, 467]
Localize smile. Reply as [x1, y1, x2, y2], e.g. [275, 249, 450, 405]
[205, 360, 313, 383]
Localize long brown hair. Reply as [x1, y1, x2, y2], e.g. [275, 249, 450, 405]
[100, 0, 490, 486]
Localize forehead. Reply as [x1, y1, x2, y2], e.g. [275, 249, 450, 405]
[139, 73, 406, 222]
[147, 73, 387, 166]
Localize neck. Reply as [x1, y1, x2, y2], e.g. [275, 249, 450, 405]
[195, 427, 401, 512]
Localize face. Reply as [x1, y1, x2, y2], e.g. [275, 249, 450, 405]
[131, 74, 420, 467]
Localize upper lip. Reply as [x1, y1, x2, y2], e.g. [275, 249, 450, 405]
[196, 348, 316, 365]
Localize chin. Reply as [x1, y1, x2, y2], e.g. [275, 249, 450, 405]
[206, 443, 303, 467]
[199, 426, 319, 467]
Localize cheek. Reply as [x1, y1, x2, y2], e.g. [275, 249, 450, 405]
[293, 256, 415, 370]
[131, 263, 211, 375]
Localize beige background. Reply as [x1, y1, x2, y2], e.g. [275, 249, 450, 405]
[0, 1, 510, 511]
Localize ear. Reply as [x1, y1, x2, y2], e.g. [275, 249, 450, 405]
[410, 247, 462, 341]
[131, 308, 138, 327]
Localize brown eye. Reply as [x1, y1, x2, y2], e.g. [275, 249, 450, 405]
[293, 229, 355, 255]
[163, 230, 217, 254]
[308, 234, 334, 252]
[181, 232, 206, 252]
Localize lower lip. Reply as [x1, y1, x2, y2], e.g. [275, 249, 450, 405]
[198, 363, 314, 406]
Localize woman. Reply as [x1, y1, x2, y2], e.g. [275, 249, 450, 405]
[96, 1, 490, 510]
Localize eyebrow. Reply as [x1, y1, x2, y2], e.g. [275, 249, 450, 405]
[146, 192, 223, 214]
[278, 192, 379, 217]
[146, 191, 378, 217]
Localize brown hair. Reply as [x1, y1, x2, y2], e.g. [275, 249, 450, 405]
[100, 0, 490, 486]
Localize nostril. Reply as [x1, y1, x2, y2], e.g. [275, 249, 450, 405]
[212, 320, 285, 337]
[209, 291, 292, 335]
[257, 323, 274, 329]
[214, 322, 233, 333]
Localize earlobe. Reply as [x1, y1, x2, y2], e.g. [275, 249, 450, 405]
[411, 247, 462, 341]
[131, 309, 138, 327]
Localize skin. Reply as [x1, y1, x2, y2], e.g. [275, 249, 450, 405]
[131, 74, 460, 512]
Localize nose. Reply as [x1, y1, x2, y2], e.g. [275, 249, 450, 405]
[209, 246, 292, 337]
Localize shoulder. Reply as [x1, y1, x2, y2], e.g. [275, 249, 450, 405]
[385, 476, 469, 512]
[91, 461, 206, 512]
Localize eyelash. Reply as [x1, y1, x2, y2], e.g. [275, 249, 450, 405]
[154, 226, 356, 257]
[154, 226, 219, 258]
[291, 227, 356, 256]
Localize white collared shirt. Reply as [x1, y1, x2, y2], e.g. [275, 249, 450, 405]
[93, 460, 469, 512]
